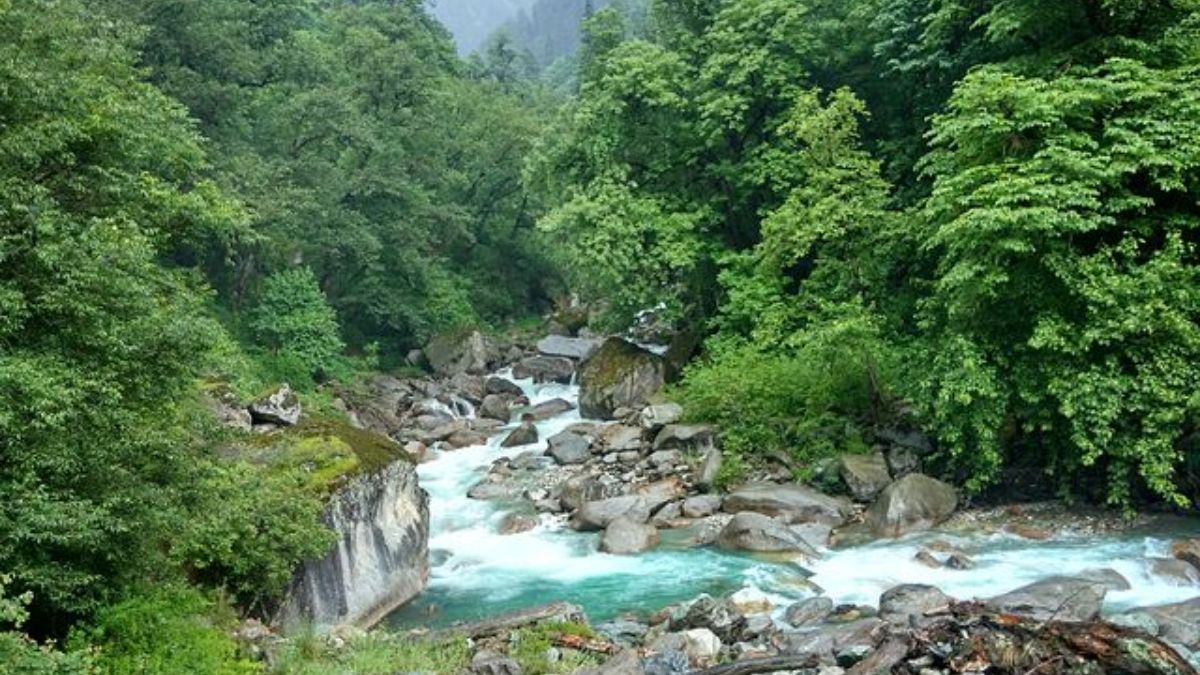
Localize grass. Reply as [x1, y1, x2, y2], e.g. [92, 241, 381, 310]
[271, 633, 471, 675]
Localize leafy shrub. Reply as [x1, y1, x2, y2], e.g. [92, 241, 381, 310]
[175, 463, 333, 613]
[251, 269, 344, 378]
[678, 317, 896, 481]
[0, 575, 95, 675]
[69, 587, 257, 675]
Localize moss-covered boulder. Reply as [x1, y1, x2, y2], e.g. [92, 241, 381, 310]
[423, 329, 499, 376]
[230, 417, 407, 494]
[578, 338, 665, 420]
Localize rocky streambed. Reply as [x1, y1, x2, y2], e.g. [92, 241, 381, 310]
[248, 329, 1200, 673]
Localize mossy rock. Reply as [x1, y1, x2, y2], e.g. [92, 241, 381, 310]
[578, 338, 665, 420]
[229, 417, 407, 493]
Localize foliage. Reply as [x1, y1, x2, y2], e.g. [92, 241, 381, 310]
[174, 462, 333, 613]
[510, 621, 600, 675]
[69, 587, 257, 675]
[250, 268, 344, 378]
[270, 633, 470, 675]
[0, 576, 95, 675]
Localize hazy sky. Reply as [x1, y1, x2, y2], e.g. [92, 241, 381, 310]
[426, 0, 539, 55]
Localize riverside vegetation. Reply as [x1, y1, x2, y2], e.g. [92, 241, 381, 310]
[1, 0, 1198, 673]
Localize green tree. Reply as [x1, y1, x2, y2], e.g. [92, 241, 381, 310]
[251, 268, 344, 377]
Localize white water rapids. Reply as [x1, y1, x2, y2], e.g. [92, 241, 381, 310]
[387, 374, 1199, 628]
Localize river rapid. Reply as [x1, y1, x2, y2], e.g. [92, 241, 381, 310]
[388, 373, 1199, 629]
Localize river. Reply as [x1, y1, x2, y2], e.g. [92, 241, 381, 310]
[388, 373, 1199, 629]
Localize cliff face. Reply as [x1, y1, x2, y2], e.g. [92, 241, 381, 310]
[278, 459, 429, 632]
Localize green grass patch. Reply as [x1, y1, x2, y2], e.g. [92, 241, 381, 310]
[271, 633, 470, 675]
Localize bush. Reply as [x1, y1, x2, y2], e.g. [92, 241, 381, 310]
[0, 575, 95, 675]
[175, 462, 333, 613]
[251, 269, 344, 378]
[69, 587, 257, 675]
[678, 317, 895, 483]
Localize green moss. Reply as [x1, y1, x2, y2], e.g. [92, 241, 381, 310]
[228, 417, 406, 494]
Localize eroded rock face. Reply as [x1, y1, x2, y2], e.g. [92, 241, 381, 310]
[578, 338, 665, 420]
[278, 459, 429, 632]
[723, 483, 850, 526]
[863, 473, 957, 537]
[987, 576, 1107, 622]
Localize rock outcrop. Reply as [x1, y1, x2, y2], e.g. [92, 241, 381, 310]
[578, 338, 665, 420]
[424, 329, 499, 376]
[723, 483, 850, 526]
[278, 458, 429, 632]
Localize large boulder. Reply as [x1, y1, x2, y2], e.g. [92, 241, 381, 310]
[424, 329, 498, 376]
[480, 394, 514, 422]
[863, 473, 957, 537]
[785, 597, 834, 627]
[838, 454, 893, 502]
[1172, 539, 1200, 574]
[485, 376, 525, 397]
[879, 584, 952, 628]
[578, 338, 665, 420]
[249, 384, 302, 426]
[571, 496, 651, 531]
[527, 398, 575, 420]
[653, 424, 717, 453]
[640, 402, 684, 430]
[987, 576, 1107, 622]
[600, 518, 660, 554]
[512, 355, 576, 384]
[715, 512, 819, 556]
[1140, 597, 1200, 649]
[723, 483, 850, 526]
[547, 431, 591, 465]
[538, 335, 602, 361]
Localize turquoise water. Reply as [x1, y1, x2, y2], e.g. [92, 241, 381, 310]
[387, 375, 1200, 630]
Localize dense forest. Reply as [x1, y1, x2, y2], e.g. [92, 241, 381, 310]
[1, 0, 1198, 672]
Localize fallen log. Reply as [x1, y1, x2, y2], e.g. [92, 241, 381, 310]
[687, 655, 818, 675]
[446, 601, 588, 639]
[553, 632, 618, 655]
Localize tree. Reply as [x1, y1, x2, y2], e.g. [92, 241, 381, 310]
[251, 268, 344, 377]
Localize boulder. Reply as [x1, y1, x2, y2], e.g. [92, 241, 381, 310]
[486, 377, 525, 397]
[499, 513, 539, 535]
[696, 447, 722, 492]
[883, 445, 919, 478]
[598, 424, 644, 452]
[600, 518, 660, 554]
[879, 584, 952, 628]
[640, 402, 684, 430]
[578, 338, 666, 420]
[776, 619, 884, 664]
[944, 552, 974, 570]
[527, 398, 575, 420]
[646, 449, 683, 470]
[546, 431, 591, 465]
[1149, 557, 1200, 585]
[715, 512, 819, 556]
[574, 649, 645, 675]
[447, 373, 487, 403]
[471, 650, 522, 675]
[723, 483, 851, 526]
[1172, 539, 1200, 574]
[249, 384, 302, 426]
[863, 473, 957, 537]
[424, 329, 498, 376]
[1140, 597, 1200, 648]
[1078, 568, 1131, 591]
[987, 576, 1107, 622]
[513, 355, 576, 384]
[790, 522, 834, 549]
[537, 335, 602, 361]
[635, 478, 688, 511]
[913, 551, 941, 568]
[682, 495, 722, 519]
[445, 429, 489, 449]
[572, 496, 651, 531]
[876, 428, 934, 455]
[480, 394, 513, 422]
[653, 424, 717, 452]
[674, 595, 747, 643]
[838, 454, 893, 502]
[682, 628, 721, 665]
[785, 597, 834, 627]
[207, 389, 252, 431]
[500, 423, 539, 448]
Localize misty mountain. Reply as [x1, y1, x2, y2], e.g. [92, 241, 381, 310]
[426, 0, 538, 55]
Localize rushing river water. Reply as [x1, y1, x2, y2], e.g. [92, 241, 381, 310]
[388, 375, 1199, 629]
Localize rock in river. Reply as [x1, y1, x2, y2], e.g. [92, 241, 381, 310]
[723, 483, 850, 526]
[863, 473, 957, 537]
[578, 338, 665, 420]
[715, 512, 819, 556]
[600, 518, 660, 554]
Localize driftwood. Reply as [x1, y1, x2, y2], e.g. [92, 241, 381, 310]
[553, 633, 619, 655]
[688, 655, 818, 675]
[448, 601, 587, 639]
[901, 603, 1197, 675]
